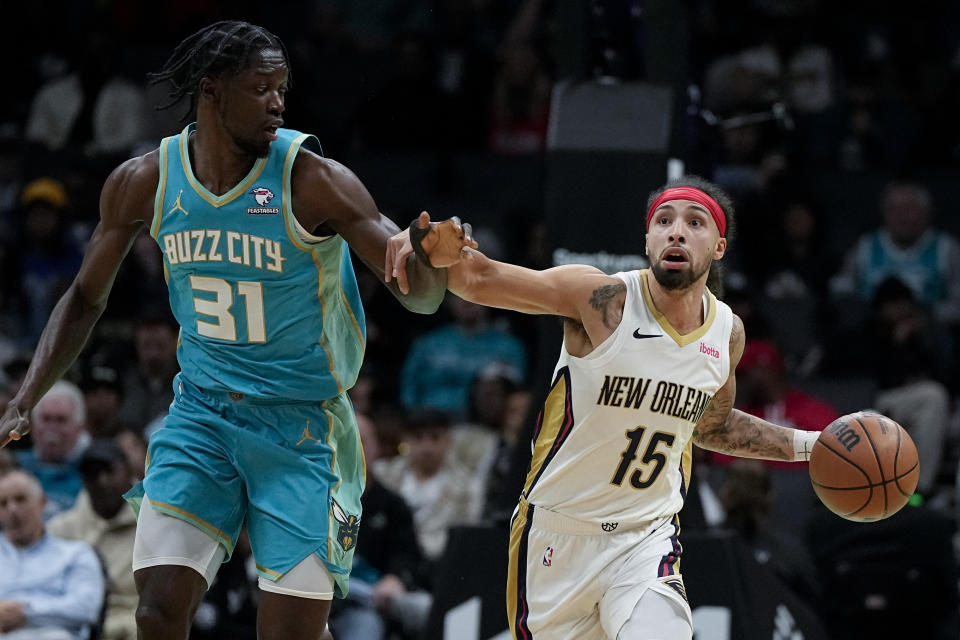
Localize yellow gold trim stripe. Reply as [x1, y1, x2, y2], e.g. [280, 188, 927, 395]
[150, 138, 170, 238]
[681, 441, 693, 498]
[312, 252, 344, 395]
[522, 370, 571, 497]
[506, 499, 530, 637]
[640, 270, 716, 347]
[339, 253, 366, 351]
[178, 124, 267, 207]
[255, 563, 283, 579]
[148, 499, 234, 553]
[281, 133, 315, 252]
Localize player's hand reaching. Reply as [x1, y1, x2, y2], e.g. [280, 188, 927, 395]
[0, 404, 31, 449]
[385, 211, 478, 294]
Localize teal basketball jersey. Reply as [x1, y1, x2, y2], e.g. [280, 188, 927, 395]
[151, 124, 366, 401]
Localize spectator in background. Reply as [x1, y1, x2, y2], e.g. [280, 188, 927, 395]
[15, 380, 89, 517]
[119, 309, 178, 431]
[487, 40, 552, 154]
[757, 196, 837, 301]
[1, 178, 83, 347]
[711, 340, 836, 469]
[720, 460, 821, 603]
[400, 296, 526, 418]
[80, 365, 129, 438]
[113, 428, 147, 481]
[330, 414, 431, 640]
[807, 501, 959, 640]
[24, 32, 147, 158]
[373, 410, 484, 566]
[48, 439, 138, 640]
[0, 470, 105, 640]
[824, 276, 951, 496]
[450, 362, 528, 521]
[0, 449, 16, 476]
[830, 181, 960, 326]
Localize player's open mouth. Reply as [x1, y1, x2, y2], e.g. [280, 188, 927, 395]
[660, 247, 689, 269]
[264, 121, 282, 141]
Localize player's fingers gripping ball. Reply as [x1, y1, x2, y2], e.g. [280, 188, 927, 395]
[809, 411, 919, 521]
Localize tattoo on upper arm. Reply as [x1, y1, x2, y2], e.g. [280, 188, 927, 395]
[588, 283, 626, 329]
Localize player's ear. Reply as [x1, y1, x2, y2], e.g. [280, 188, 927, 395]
[714, 237, 727, 260]
[198, 77, 218, 104]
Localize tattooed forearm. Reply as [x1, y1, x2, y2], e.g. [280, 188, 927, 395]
[694, 408, 794, 460]
[588, 283, 626, 329]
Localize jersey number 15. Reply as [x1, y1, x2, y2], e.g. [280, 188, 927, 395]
[611, 426, 676, 489]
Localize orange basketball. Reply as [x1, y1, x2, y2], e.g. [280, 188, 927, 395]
[809, 412, 919, 522]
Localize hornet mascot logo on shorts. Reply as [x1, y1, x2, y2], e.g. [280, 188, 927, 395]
[331, 499, 360, 552]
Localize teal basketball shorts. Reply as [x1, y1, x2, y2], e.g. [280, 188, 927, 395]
[124, 373, 365, 598]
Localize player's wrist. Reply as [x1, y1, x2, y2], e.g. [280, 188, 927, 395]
[408, 219, 438, 269]
[793, 429, 820, 462]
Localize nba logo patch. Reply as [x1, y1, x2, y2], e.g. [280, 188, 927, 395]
[542, 547, 553, 567]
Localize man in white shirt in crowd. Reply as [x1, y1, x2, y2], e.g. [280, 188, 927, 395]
[0, 470, 105, 640]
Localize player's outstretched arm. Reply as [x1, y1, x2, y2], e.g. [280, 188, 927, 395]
[691, 315, 820, 461]
[386, 211, 605, 320]
[294, 155, 448, 314]
[0, 155, 154, 447]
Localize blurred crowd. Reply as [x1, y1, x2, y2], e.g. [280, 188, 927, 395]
[2, 1, 960, 639]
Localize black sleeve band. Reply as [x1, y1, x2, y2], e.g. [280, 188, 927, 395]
[408, 219, 437, 268]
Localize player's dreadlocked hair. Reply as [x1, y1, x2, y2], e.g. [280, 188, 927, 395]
[645, 175, 736, 298]
[150, 21, 291, 122]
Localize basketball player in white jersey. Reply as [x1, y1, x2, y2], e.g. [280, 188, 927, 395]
[385, 175, 822, 640]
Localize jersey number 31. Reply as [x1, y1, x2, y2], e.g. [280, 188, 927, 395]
[190, 275, 266, 343]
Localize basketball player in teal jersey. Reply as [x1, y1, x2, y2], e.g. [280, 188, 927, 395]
[0, 21, 466, 640]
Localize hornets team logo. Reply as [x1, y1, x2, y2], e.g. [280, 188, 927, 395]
[248, 187, 280, 214]
[331, 499, 360, 552]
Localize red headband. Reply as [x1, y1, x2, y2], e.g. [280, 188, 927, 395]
[646, 187, 726, 237]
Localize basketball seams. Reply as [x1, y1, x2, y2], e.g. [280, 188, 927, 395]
[811, 439, 874, 517]
[854, 415, 888, 516]
[853, 415, 886, 484]
[812, 439, 872, 482]
[810, 461, 919, 491]
[810, 412, 919, 522]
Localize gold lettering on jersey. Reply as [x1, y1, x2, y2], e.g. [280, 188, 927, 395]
[648, 380, 712, 424]
[264, 239, 284, 272]
[206, 230, 223, 261]
[597, 375, 651, 409]
[249, 236, 265, 268]
[191, 229, 206, 261]
[160, 230, 284, 273]
[227, 231, 241, 263]
[241, 233, 251, 266]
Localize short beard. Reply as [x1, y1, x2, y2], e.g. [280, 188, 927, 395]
[651, 259, 711, 291]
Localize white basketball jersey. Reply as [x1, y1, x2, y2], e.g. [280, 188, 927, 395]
[523, 269, 733, 524]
